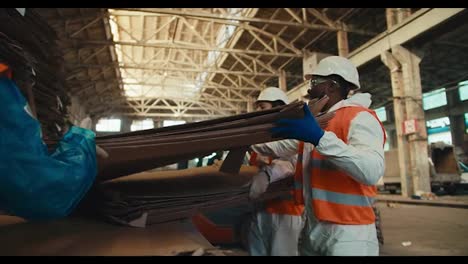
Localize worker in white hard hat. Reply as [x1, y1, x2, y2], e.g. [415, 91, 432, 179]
[258, 56, 386, 256]
[246, 87, 305, 256]
[304, 57, 385, 247]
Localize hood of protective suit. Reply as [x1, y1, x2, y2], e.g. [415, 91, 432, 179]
[327, 92, 372, 113]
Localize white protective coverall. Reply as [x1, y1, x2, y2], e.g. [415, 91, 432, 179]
[252, 93, 384, 256]
[248, 153, 305, 256]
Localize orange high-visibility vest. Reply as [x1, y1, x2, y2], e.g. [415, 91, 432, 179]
[250, 147, 305, 216]
[309, 106, 386, 225]
[0, 63, 12, 79]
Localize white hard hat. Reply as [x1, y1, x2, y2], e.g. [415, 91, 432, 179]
[312, 56, 360, 89]
[256, 87, 289, 104]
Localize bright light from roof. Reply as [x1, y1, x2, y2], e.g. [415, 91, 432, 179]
[163, 120, 186, 127]
[108, 15, 124, 68]
[131, 119, 154, 131]
[96, 118, 121, 132]
[107, 8, 252, 113]
[194, 8, 244, 91]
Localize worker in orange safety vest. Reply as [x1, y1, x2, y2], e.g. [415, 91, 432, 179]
[257, 56, 386, 256]
[246, 87, 305, 256]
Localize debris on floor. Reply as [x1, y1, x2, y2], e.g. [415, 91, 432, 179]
[175, 248, 228, 256]
[412, 191, 438, 200]
[191, 248, 205, 256]
[401, 241, 412, 247]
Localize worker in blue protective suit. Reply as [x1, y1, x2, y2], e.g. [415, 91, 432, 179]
[0, 62, 104, 221]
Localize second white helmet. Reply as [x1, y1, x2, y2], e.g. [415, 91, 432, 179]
[312, 56, 360, 89]
[256, 87, 289, 104]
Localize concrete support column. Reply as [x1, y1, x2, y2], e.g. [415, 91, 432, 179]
[382, 47, 432, 196]
[396, 8, 412, 22]
[386, 8, 411, 28]
[153, 119, 161, 129]
[120, 116, 132, 133]
[382, 8, 428, 197]
[381, 50, 413, 197]
[386, 8, 398, 28]
[385, 8, 411, 28]
[90, 118, 97, 132]
[392, 45, 431, 194]
[279, 70, 287, 91]
[337, 28, 349, 57]
[247, 96, 255, 112]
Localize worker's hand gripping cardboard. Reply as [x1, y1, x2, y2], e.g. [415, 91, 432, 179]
[249, 96, 335, 200]
[272, 95, 335, 145]
[79, 117, 109, 159]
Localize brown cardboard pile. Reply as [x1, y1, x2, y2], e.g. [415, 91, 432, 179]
[72, 103, 304, 226]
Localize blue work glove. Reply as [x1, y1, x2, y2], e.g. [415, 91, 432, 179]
[271, 104, 325, 146]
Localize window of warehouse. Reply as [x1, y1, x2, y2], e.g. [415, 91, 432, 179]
[426, 117, 452, 144]
[383, 129, 390, 151]
[131, 119, 154, 132]
[384, 141, 390, 151]
[423, 88, 447, 110]
[465, 113, 468, 133]
[163, 120, 186, 127]
[374, 107, 387, 122]
[459, 80, 468, 101]
[96, 118, 121, 132]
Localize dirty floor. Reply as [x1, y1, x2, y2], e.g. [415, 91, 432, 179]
[2, 197, 467, 256]
[219, 197, 468, 256]
[377, 202, 468, 256]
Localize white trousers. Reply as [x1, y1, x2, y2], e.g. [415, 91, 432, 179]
[248, 211, 304, 256]
[299, 219, 379, 256]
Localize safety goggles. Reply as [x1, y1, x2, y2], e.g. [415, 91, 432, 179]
[309, 77, 337, 89]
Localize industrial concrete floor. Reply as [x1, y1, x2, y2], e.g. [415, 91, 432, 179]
[222, 196, 468, 256]
[377, 202, 468, 256]
[2, 197, 467, 256]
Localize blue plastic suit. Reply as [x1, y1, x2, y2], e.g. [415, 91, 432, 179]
[0, 77, 97, 220]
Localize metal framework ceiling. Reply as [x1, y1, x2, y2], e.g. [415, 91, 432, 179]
[38, 8, 468, 121]
[38, 8, 386, 121]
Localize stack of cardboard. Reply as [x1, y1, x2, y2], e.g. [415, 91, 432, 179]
[0, 8, 69, 139]
[72, 103, 304, 226]
[80, 165, 293, 226]
[46, 101, 305, 181]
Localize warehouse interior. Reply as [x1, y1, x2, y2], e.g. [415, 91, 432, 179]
[0, 8, 467, 256]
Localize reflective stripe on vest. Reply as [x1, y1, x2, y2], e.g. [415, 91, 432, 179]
[264, 142, 305, 216]
[312, 188, 375, 207]
[309, 106, 386, 225]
